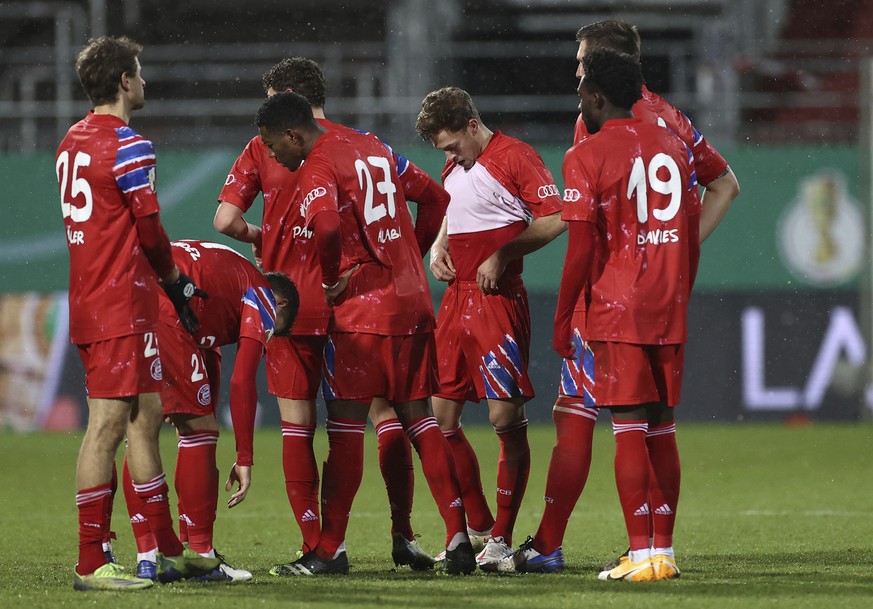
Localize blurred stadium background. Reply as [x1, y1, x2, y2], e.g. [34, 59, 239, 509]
[2, 0, 872, 431]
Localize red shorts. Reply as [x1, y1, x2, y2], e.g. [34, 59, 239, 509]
[267, 334, 327, 400]
[434, 279, 534, 402]
[322, 332, 438, 403]
[156, 322, 219, 416]
[77, 332, 162, 399]
[581, 340, 685, 407]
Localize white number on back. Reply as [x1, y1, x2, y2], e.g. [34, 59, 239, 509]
[56, 151, 94, 222]
[356, 156, 397, 225]
[144, 332, 159, 357]
[190, 353, 205, 382]
[627, 154, 682, 223]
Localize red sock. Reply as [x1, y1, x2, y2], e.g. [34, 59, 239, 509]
[647, 422, 680, 549]
[76, 483, 112, 575]
[133, 473, 184, 557]
[175, 431, 219, 554]
[102, 464, 118, 549]
[318, 417, 366, 558]
[406, 416, 467, 547]
[612, 420, 651, 551]
[534, 398, 597, 553]
[491, 419, 530, 545]
[375, 418, 415, 540]
[442, 424, 494, 533]
[122, 456, 157, 553]
[282, 421, 320, 553]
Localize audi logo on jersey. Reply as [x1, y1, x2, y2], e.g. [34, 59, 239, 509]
[300, 186, 327, 217]
[538, 184, 560, 199]
[564, 188, 582, 202]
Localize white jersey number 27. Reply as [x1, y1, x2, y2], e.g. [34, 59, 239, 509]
[356, 156, 397, 225]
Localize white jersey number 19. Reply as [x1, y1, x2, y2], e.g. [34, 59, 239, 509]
[627, 153, 681, 223]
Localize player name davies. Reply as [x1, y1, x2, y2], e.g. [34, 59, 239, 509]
[637, 228, 679, 245]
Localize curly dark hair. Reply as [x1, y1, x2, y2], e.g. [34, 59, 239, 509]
[415, 87, 482, 142]
[581, 49, 643, 110]
[255, 91, 318, 133]
[75, 36, 142, 106]
[261, 57, 327, 108]
[575, 20, 641, 62]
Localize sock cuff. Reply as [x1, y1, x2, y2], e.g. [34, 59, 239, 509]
[76, 483, 112, 506]
[177, 430, 220, 448]
[132, 473, 167, 495]
[374, 418, 404, 436]
[612, 419, 648, 436]
[404, 416, 439, 441]
[554, 396, 599, 421]
[281, 421, 316, 438]
[441, 423, 462, 438]
[646, 422, 677, 438]
[495, 418, 529, 435]
[326, 417, 367, 434]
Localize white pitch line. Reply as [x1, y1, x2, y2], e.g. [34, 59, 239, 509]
[1, 150, 229, 263]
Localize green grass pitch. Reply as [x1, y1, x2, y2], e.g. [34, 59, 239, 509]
[1, 422, 871, 608]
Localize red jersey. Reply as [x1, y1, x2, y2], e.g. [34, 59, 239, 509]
[574, 85, 728, 186]
[442, 131, 563, 281]
[562, 117, 701, 344]
[56, 111, 162, 344]
[218, 118, 436, 335]
[302, 129, 434, 335]
[158, 240, 276, 348]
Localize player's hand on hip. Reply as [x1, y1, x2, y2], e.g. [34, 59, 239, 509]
[252, 241, 263, 269]
[429, 244, 456, 282]
[163, 272, 208, 335]
[324, 264, 359, 307]
[477, 252, 506, 295]
[225, 462, 251, 508]
[552, 325, 577, 359]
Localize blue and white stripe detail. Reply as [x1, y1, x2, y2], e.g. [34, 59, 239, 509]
[242, 286, 277, 341]
[320, 338, 337, 401]
[113, 127, 156, 193]
[685, 146, 698, 190]
[479, 335, 524, 399]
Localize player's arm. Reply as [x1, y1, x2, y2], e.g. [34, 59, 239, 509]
[216, 142, 266, 261]
[671, 109, 739, 244]
[214, 201, 262, 244]
[553, 220, 597, 358]
[698, 167, 739, 243]
[225, 336, 263, 508]
[478, 147, 564, 293]
[477, 211, 567, 294]
[429, 216, 456, 282]
[398, 161, 450, 257]
[310, 209, 345, 306]
[135, 213, 207, 334]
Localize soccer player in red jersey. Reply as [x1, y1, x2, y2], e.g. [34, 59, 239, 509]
[512, 50, 706, 581]
[57, 36, 216, 591]
[119, 240, 298, 582]
[256, 91, 475, 576]
[414, 87, 563, 570]
[215, 58, 446, 571]
[502, 19, 740, 576]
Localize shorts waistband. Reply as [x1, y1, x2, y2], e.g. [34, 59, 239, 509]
[452, 275, 524, 290]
